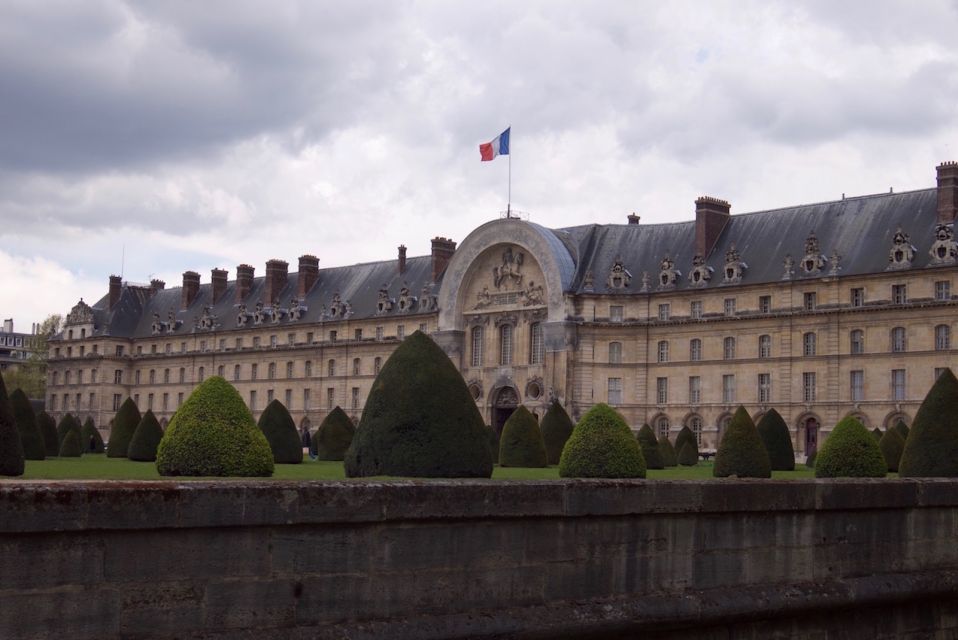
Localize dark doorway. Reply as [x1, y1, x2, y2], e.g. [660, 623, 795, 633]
[804, 417, 820, 456]
[492, 386, 519, 434]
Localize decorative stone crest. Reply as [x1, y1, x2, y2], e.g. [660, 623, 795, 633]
[65, 299, 94, 326]
[886, 228, 916, 270]
[606, 256, 632, 289]
[493, 247, 524, 289]
[236, 303, 253, 327]
[722, 244, 748, 284]
[419, 284, 438, 311]
[782, 254, 795, 280]
[151, 312, 164, 335]
[687, 254, 713, 287]
[151, 311, 180, 335]
[196, 306, 217, 331]
[800, 231, 827, 275]
[376, 285, 394, 314]
[328, 293, 347, 318]
[397, 284, 417, 312]
[658, 255, 680, 289]
[287, 297, 307, 321]
[253, 301, 275, 325]
[929, 224, 958, 265]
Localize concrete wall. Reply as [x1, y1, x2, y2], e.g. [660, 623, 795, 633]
[2, 479, 958, 639]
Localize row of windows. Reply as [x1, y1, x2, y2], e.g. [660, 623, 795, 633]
[470, 323, 544, 367]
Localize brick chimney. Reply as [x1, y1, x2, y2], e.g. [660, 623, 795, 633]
[211, 268, 228, 303]
[937, 161, 958, 225]
[431, 237, 457, 281]
[149, 279, 165, 297]
[694, 196, 731, 258]
[398, 245, 407, 274]
[181, 271, 200, 309]
[627, 213, 640, 225]
[109, 275, 122, 311]
[297, 255, 319, 297]
[264, 259, 289, 305]
[235, 264, 255, 302]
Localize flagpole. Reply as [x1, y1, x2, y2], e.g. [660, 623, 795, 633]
[507, 125, 512, 217]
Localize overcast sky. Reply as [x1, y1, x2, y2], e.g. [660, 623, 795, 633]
[3, 0, 958, 330]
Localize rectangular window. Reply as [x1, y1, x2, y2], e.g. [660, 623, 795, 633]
[376, 326, 384, 341]
[658, 304, 670, 321]
[249, 390, 257, 412]
[116, 345, 124, 357]
[656, 377, 668, 405]
[850, 287, 864, 308]
[133, 393, 139, 407]
[690, 300, 703, 319]
[355, 328, 363, 340]
[114, 369, 123, 384]
[92, 369, 98, 383]
[251, 363, 258, 380]
[688, 376, 701, 404]
[689, 339, 702, 361]
[850, 370, 864, 402]
[609, 305, 623, 322]
[892, 284, 907, 305]
[267, 389, 274, 403]
[936, 367, 948, 380]
[147, 393, 154, 411]
[350, 387, 359, 409]
[759, 295, 771, 314]
[803, 291, 817, 311]
[285, 389, 292, 408]
[397, 325, 405, 340]
[253, 337, 261, 348]
[329, 330, 338, 342]
[306, 332, 313, 344]
[936, 280, 951, 301]
[286, 361, 294, 378]
[419, 323, 427, 333]
[303, 388, 311, 411]
[892, 369, 906, 401]
[724, 298, 736, 317]
[135, 370, 141, 385]
[199, 340, 206, 352]
[235, 337, 243, 349]
[722, 374, 735, 404]
[136, 345, 142, 355]
[499, 325, 513, 365]
[803, 372, 816, 403]
[607, 378, 623, 405]
[270, 335, 278, 347]
[530, 323, 544, 365]
[179, 368, 186, 383]
[177, 392, 184, 407]
[218, 338, 226, 350]
[758, 373, 771, 404]
[162, 393, 168, 411]
[327, 388, 335, 409]
[471, 328, 483, 367]
[287, 333, 295, 345]
[723, 337, 735, 360]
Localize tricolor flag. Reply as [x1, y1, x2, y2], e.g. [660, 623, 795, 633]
[479, 127, 510, 161]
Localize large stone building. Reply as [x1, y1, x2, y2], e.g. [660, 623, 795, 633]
[46, 162, 958, 454]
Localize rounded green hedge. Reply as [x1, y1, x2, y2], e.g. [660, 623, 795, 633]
[81, 417, 105, 453]
[37, 411, 59, 457]
[56, 413, 81, 447]
[756, 408, 794, 471]
[657, 434, 677, 467]
[893, 419, 910, 442]
[675, 426, 698, 460]
[879, 428, 905, 473]
[156, 377, 274, 477]
[58, 429, 83, 457]
[636, 423, 664, 470]
[677, 441, 698, 466]
[128, 410, 165, 462]
[314, 407, 355, 461]
[486, 425, 500, 465]
[540, 401, 574, 465]
[900, 368, 958, 477]
[559, 404, 646, 478]
[345, 331, 492, 478]
[499, 406, 548, 468]
[815, 416, 886, 478]
[108, 397, 141, 458]
[0, 373, 24, 476]
[714, 406, 771, 478]
[805, 449, 817, 469]
[257, 399, 303, 464]
[10, 388, 44, 460]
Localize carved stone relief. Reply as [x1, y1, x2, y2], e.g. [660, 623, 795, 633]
[687, 254, 713, 287]
[886, 228, 916, 270]
[658, 255, 680, 289]
[800, 231, 827, 275]
[606, 256, 632, 289]
[929, 224, 958, 265]
[722, 244, 748, 284]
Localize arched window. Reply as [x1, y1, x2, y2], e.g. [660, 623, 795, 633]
[328, 359, 336, 376]
[758, 334, 771, 359]
[803, 332, 816, 357]
[530, 322, 544, 364]
[499, 324, 513, 365]
[657, 340, 669, 363]
[891, 327, 906, 352]
[352, 358, 361, 376]
[936, 325, 951, 351]
[689, 338, 702, 362]
[471, 326, 483, 367]
[850, 329, 865, 355]
[216, 365, 224, 377]
[655, 415, 670, 438]
[689, 415, 704, 446]
[609, 341, 622, 364]
[723, 337, 735, 360]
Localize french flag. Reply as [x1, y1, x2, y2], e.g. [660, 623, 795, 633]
[479, 127, 510, 161]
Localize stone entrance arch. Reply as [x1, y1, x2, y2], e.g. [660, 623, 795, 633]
[798, 414, 821, 456]
[492, 386, 520, 434]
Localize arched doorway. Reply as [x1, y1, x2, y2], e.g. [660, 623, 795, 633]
[492, 386, 519, 434]
[803, 416, 820, 455]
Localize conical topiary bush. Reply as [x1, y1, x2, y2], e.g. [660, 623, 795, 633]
[81, 417, 105, 453]
[108, 397, 141, 458]
[805, 449, 817, 468]
[156, 377, 274, 477]
[658, 434, 677, 467]
[10, 388, 44, 460]
[677, 441, 698, 466]
[314, 407, 355, 461]
[56, 413, 81, 447]
[38, 411, 59, 456]
[500, 406, 548, 468]
[893, 419, 910, 442]
[871, 427, 883, 442]
[0, 372, 24, 476]
[815, 416, 886, 478]
[879, 428, 905, 473]
[257, 399, 303, 464]
[675, 425, 698, 460]
[636, 424, 664, 470]
[59, 429, 82, 457]
[486, 425, 500, 465]
[559, 404, 646, 478]
[756, 408, 795, 471]
[345, 331, 492, 478]
[714, 406, 771, 478]
[128, 410, 165, 462]
[540, 400, 574, 465]
[900, 369, 958, 477]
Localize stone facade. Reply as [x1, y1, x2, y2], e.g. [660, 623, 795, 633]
[46, 163, 958, 455]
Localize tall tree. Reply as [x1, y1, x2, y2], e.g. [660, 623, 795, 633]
[3, 314, 62, 399]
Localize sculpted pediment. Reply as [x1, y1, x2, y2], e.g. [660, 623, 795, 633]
[466, 244, 548, 312]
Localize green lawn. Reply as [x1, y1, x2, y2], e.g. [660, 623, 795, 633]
[10, 455, 820, 481]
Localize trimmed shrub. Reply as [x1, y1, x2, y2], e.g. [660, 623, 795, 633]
[486, 425, 500, 465]
[10, 388, 44, 460]
[0, 373, 24, 476]
[257, 399, 303, 464]
[315, 407, 355, 461]
[805, 449, 817, 469]
[756, 408, 795, 471]
[156, 377, 274, 477]
[714, 406, 771, 478]
[879, 428, 905, 473]
[108, 397, 142, 458]
[658, 434, 677, 467]
[540, 401, 574, 465]
[893, 419, 910, 442]
[500, 406, 548, 468]
[128, 410, 164, 462]
[59, 429, 83, 457]
[636, 424, 664, 470]
[815, 416, 886, 478]
[81, 417, 105, 453]
[56, 413, 81, 446]
[675, 426, 698, 460]
[900, 369, 958, 477]
[871, 427, 883, 442]
[345, 331, 492, 478]
[37, 411, 59, 456]
[677, 441, 698, 466]
[559, 404, 646, 478]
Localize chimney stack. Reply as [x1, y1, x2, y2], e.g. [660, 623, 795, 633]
[297, 255, 319, 297]
[264, 259, 289, 305]
[181, 271, 201, 309]
[694, 196, 731, 258]
[109, 275, 122, 310]
[149, 279, 165, 297]
[431, 237, 457, 282]
[398, 245, 407, 274]
[937, 161, 958, 225]
[211, 268, 228, 303]
[627, 213, 640, 225]
[235, 264, 255, 302]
